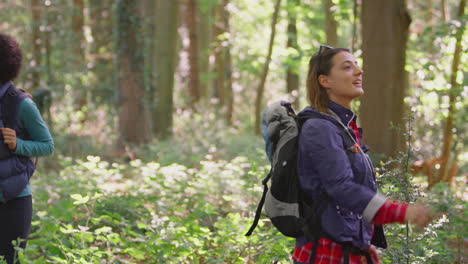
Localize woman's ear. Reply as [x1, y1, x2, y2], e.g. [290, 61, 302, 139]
[318, 75, 331, 88]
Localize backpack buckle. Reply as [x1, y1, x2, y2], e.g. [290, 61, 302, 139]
[347, 143, 360, 153]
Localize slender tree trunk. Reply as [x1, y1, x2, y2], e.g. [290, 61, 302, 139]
[323, 0, 338, 46]
[71, 0, 87, 110]
[225, 47, 234, 125]
[439, 0, 465, 183]
[213, 2, 225, 106]
[360, 0, 411, 158]
[153, 0, 180, 138]
[198, 0, 216, 99]
[441, 0, 447, 22]
[351, 0, 359, 51]
[286, 0, 300, 109]
[427, 0, 437, 54]
[212, 0, 233, 124]
[187, 0, 201, 104]
[222, 0, 233, 124]
[116, 0, 150, 144]
[71, 0, 85, 63]
[140, 0, 156, 121]
[44, 9, 52, 85]
[31, 0, 42, 90]
[254, 0, 282, 134]
[213, 0, 232, 108]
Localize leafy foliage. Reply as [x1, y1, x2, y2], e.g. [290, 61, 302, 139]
[0, 134, 461, 264]
[12, 152, 294, 263]
[0, 0, 466, 263]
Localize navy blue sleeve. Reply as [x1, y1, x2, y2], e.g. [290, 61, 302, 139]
[298, 119, 380, 215]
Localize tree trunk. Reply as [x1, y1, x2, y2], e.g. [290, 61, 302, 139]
[213, 1, 225, 106]
[323, 0, 338, 46]
[31, 0, 42, 91]
[351, 0, 359, 51]
[286, 0, 300, 109]
[116, 0, 150, 144]
[254, 0, 282, 134]
[71, 0, 85, 63]
[198, 0, 216, 99]
[212, 0, 233, 116]
[140, 0, 156, 118]
[71, 0, 86, 110]
[441, 0, 447, 22]
[225, 48, 234, 125]
[152, 0, 180, 138]
[43, 2, 54, 86]
[439, 0, 465, 183]
[187, 0, 201, 104]
[427, 0, 437, 54]
[360, 0, 411, 159]
[222, 0, 233, 124]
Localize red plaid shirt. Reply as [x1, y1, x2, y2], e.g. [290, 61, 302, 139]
[292, 121, 408, 264]
[292, 201, 408, 263]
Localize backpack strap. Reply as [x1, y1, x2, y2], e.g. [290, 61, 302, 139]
[245, 170, 272, 236]
[300, 191, 328, 236]
[0, 85, 37, 166]
[342, 243, 373, 264]
[1, 85, 30, 129]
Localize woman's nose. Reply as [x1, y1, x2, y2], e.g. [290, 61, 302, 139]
[355, 66, 363, 75]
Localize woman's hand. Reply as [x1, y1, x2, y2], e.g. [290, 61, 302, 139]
[360, 245, 381, 264]
[0, 128, 17, 150]
[405, 203, 436, 228]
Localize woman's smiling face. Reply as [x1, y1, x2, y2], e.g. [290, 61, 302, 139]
[319, 51, 363, 106]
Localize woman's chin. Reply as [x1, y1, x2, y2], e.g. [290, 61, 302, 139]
[355, 88, 364, 97]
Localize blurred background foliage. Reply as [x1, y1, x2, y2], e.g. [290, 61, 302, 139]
[0, 0, 466, 263]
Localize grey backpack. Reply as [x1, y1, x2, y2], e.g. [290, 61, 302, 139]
[245, 101, 327, 238]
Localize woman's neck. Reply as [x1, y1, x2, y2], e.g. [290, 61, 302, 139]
[329, 97, 352, 110]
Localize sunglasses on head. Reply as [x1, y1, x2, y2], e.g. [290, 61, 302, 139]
[316, 45, 334, 76]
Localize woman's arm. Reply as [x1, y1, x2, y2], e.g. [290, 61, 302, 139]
[13, 98, 54, 157]
[372, 201, 407, 224]
[299, 119, 386, 221]
[373, 201, 435, 228]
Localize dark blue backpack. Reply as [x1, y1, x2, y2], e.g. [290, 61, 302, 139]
[0, 85, 32, 159]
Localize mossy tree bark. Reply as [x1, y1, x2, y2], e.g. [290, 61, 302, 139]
[152, 0, 180, 139]
[116, 0, 151, 144]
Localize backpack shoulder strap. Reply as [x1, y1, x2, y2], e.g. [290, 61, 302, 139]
[245, 170, 272, 236]
[325, 109, 358, 150]
[2, 85, 31, 128]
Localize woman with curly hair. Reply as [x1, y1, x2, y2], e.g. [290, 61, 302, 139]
[0, 33, 54, 264]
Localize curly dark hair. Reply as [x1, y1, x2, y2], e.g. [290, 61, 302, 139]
[0, 33, 22, 84]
